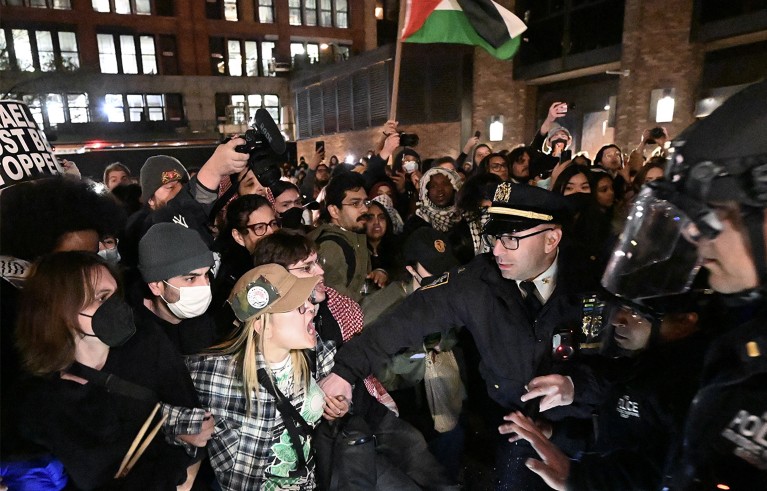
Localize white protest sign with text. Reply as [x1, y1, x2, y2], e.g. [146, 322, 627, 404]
[0, 100, 63, 190]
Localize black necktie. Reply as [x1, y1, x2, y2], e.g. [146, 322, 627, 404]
[520, 280, 543, 320]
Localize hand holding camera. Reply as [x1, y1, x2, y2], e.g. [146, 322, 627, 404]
[547, 102, 569, 123]
[642, 126, 667, 145]
[231, 108, 287, 188]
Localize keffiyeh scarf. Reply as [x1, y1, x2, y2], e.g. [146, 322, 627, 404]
[415, 167, 463, 233]
[325, 287, 398, 415]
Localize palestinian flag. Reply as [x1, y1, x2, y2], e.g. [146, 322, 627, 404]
[401, 0, 527, 60]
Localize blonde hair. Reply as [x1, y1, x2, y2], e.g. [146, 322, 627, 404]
[208, 312, 311, 417]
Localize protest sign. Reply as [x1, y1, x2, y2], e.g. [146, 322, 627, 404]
[0, 100, 63, 190]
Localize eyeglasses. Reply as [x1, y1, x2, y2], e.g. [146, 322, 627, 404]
[483, 228, 554, 250]
[489, 162, 508, 171]
[288, 260, 321, 274]
[244, 219, 280, 236]
[297, 304, 316, 315]
[341, 199, 372, 210]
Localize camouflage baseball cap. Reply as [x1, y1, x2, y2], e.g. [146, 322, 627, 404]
[228, 264, 320, 322]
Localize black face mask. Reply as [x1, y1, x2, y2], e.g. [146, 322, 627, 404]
[564, 192, 591, 213]
[79, 295, 136, 347]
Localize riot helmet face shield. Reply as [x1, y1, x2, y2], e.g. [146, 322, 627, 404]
[602, 181, 723, 299]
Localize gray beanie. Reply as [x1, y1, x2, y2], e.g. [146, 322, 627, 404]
[138, 223, 214, 282]
[140, 155, 189, 203]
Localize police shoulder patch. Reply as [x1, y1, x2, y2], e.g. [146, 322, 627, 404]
[421, 272, 449, 290]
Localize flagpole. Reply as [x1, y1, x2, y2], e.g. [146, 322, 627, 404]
[389, 0, 407, 121]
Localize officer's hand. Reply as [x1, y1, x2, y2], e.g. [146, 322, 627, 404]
[318, 373, 353, 403]
[501, 412, 569, 491]
[520, 375, 574, 411]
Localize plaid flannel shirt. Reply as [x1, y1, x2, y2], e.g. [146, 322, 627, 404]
[185, 336, 336, 491]
[160, 404, 208, 457]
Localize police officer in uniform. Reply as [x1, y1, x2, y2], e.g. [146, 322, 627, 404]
[319, 182, 586, 490]
[599, 80, 767, 490]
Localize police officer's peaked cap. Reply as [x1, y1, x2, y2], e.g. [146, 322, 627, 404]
[483, 182, 573, 235]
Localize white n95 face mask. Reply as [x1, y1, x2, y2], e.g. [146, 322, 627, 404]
[403, 161, 418, 174]
[162, 282, 212, 319]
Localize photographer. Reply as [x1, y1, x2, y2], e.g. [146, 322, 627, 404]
[627, 126, 669, 175]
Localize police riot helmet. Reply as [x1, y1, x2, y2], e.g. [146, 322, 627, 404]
[602, 79, 767, 299]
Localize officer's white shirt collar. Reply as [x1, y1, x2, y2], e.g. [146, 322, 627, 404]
[516, 250, 558, 304]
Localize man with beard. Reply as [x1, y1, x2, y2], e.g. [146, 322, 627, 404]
[119, 141, 248, 270]
[308, 172, 372, 302]
[508, 147, 534, 184]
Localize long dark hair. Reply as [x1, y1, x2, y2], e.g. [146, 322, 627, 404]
[552, 165, 592, 195]
[16, 252, 119, 375]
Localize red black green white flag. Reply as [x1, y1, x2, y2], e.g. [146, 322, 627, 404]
[401, 0, 527, 60]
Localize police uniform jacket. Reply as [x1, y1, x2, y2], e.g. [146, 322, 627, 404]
[667, 302, 767, 490]
[330, 252, 582, 410]
[565, 330, 710, 491]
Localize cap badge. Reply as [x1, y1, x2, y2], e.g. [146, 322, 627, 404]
[231, 275, 281, 321]
[247, 286, 270, 309]
[161, 169, 182, 184]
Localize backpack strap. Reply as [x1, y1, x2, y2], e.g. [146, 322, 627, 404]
[315, 234, 356, 286]
[257, 368, 313, 476]
[67, 362, 158, 403]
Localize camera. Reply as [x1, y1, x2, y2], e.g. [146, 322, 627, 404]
[398, 132, 419, 147]
[234, 108, 287, 188]
[646, 127, 665, 145]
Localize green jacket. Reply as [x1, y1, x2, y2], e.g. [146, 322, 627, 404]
[308, 223, 371, 302]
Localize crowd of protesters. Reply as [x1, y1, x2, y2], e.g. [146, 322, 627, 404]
[1, 82, 766, 491]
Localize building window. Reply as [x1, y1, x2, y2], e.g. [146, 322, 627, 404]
[261, 41, 275, 76]
[224, 0, 237, 20]
[97, 33, 157, 74]
[257, 0, 273, 23]
[336, 0, 348, 28]
[220, 93, 280, 124]
[210, 38, 268, 76]
[286, 0, 348, 27]
[291, 42, 319, 65]
[0, 28, 79, 72]
[19, 93, 89, 127]
[1, 0, 71, 8]
[206, 0, 237, 20]
[288, 0, 301, 25]
[92, 0, 151, 14]
[103, 93, 182, 122]
[319, 0, 331, 26]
